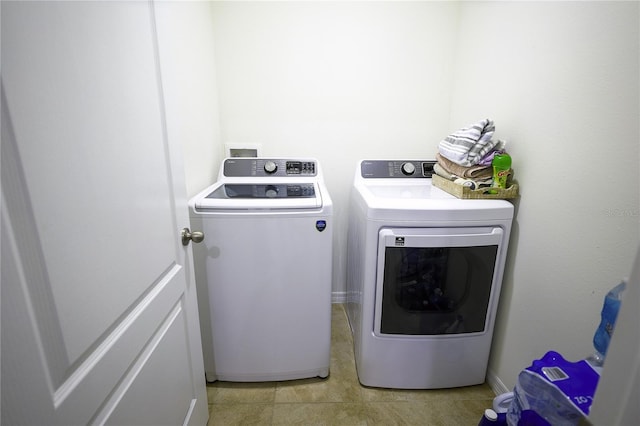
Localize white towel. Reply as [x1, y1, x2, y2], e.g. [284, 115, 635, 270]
[438, 119, 501, 167]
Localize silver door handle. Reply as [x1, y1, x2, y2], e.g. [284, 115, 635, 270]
[181, 228, 204, 246]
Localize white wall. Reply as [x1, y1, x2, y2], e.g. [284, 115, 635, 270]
[450, 1, 640, 391]
[192, 1, 639, 391]
[155, 1, 221, 198]
[209, 1, 461, 298]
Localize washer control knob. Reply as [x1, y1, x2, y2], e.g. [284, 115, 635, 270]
[401, 162, 416, 175]
[264, 161, 278, 174]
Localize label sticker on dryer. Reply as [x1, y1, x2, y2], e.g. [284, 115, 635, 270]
[395, 237, 405, 246]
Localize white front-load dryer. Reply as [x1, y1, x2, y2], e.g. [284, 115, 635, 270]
[189, 158, 333, 382]
[347, 159, 514, 389]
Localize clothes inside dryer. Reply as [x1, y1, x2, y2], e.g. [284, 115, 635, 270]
[380, 245, 498, 335]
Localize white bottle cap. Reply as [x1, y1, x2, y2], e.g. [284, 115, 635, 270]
[484, 408, 498, 421]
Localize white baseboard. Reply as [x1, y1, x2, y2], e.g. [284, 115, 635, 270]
[486, 368, 510, 396]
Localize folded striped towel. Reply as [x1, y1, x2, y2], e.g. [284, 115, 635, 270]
[433, 164, 492, 188]
[477, 140, 506, 166]
[433, 163, 456, 181]
[438, 119, 501, 167]
[436, 153, 493, 180]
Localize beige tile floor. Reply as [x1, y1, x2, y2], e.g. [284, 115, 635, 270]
[206, 304, 494, 425]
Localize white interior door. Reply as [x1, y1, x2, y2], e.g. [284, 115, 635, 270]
[1, 1, 208, 425]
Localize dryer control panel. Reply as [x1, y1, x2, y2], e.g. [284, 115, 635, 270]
[223, 158, 318, 177]
[360, 160, 436, 178]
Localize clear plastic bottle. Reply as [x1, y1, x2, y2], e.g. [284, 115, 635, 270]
[587, 280, 627, 369]
[586, 351, 605, 368]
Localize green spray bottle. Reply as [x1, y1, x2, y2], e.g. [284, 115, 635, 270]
[491, 153, 512, 189]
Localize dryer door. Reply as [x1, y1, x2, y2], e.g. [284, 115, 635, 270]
[373, 227, 504, 337]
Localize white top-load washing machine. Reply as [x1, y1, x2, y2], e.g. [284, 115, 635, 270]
[347, 159, 513, 389]
[189, 158, 333, 382]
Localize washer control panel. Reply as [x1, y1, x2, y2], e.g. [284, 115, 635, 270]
[360, 160, 436, 178]
[223, 158, 318, 177]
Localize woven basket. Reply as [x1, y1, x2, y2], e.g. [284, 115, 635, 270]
[432, 174, 519, 199]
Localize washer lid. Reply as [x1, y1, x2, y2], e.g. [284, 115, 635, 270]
[194, 182, 322, 210]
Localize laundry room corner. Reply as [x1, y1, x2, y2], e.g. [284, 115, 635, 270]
[165, 0, 638, 398]
[448, 1, 640, 392]
[6, 1, 640, 424]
